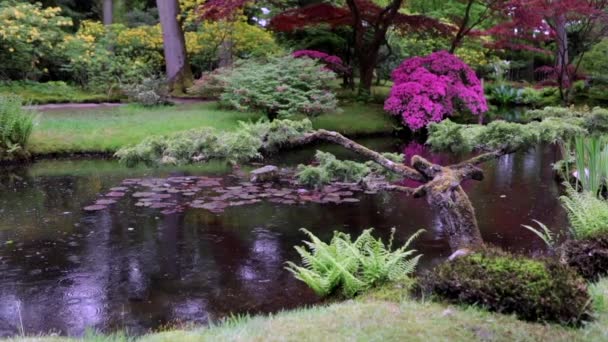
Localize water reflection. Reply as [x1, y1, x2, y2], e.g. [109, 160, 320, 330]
[0, 138, 567, 337]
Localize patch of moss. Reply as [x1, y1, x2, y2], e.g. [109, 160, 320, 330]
[417, 248, 591, 325]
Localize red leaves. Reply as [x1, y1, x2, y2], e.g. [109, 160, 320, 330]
[269, 0, 453, 35]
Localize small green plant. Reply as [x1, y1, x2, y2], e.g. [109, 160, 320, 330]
[561, 183, 608, 239]
[490, 84, 519, 106]
[521, 220, 557, 248]
[286, 228, 424, 298]
[0, 95, 34, 161]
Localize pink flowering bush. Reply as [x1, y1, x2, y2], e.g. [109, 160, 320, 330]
[384, 51, 488, 130]
[292, 50, 350, 75]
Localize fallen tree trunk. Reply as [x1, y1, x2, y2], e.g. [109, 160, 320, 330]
[292, 129, 512, 251]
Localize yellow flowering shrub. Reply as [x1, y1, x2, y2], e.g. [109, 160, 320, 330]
[0, 1, 72, 79]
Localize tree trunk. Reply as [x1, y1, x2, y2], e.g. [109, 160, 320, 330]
[426, 186, 484, 251]
[555, 13, 570, 103]
[217, 39, 234, 68]
[157, 0, 193, 94]
[103, 0, 113, 26]
[290, 129, 492, 252]
[358, 59, 376, 96]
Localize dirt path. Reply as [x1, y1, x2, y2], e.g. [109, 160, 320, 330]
[25, 98, 210, 112]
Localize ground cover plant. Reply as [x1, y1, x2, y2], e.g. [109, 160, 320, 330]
[417, 248, 591, 325]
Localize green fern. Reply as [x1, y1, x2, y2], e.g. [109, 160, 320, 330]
[286, 228, 423, 298]
[560, 183, 608, 239]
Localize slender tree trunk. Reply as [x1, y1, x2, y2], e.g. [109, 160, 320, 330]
[157, 0, 193, 94]
[358, 60, 376, 96]
[555, 13, 570, 103]
[103, 0, 113, 25]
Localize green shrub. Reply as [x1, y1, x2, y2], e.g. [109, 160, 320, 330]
[560, 184, 608, 240]
[219, 56, 338, 119]
[121, 76, 170, 106]
[115, 118, 313, 166]
[296, 151, 405, 188]
[0, 96, 34, 161]
[417, 249, 591, 325]
[489, 84, 519, 106]
[296, 151, 371, 188]
[561, 235, 608, 281]
[187, 68, 232, 99]
[286, 228, 423, 298]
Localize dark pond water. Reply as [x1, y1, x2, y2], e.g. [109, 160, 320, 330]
[0, 137, 568, 337]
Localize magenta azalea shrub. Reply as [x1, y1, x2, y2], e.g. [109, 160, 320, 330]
[292, 50, 350, 75]
[384, 51, 488, 130]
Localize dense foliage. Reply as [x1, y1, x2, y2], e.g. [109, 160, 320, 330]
[286, 228, 423, 298]
[115, 118, 313, 166]
[219, 56, 338, 118]
[417, 249, 591, 325]
[0, 96, 34, 161]
[292, 50, 349, 75]
[296, 151, 404, 189]
[0, 1, 72, 80]
[384, 51, 488, 130]
[560, 185, 608, 240]
[121, 76, 170, 106]
[561, 235, 608, 281]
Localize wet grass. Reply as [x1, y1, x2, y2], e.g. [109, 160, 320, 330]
[7, 278, 608, 341]
[28, 102, 394, 156]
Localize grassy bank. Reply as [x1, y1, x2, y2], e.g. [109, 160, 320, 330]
[28, 102, 395, 156]
[1, 81, 121, 104]
[6, 279, 608, 341]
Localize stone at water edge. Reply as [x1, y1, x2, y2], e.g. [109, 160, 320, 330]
[96, 199, 117, 205]
[250, 165, 280, 183]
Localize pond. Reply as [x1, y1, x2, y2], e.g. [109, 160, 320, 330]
[0, 137, 568, 337]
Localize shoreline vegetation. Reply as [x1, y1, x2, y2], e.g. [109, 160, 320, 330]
[5, 278, 608, 341]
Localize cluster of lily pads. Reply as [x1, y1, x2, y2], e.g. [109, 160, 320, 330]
[84, 174, 376, 215]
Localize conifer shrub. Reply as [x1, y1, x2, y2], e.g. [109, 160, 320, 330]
[219, 56, 338, 119]
[417, 249, 591, 325]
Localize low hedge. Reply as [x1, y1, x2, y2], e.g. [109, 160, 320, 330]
[417, 249, 591, 325]
[561, 234, 608, 281]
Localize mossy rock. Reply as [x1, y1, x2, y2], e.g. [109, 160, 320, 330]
[561, 234, 608, 281]
[416, 248, 591, 325]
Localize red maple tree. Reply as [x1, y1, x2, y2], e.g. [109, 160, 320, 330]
[199, 0, 454, 94]
[487, 0, 608, 101]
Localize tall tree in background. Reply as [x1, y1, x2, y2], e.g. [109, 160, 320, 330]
[409, 0, 505, 53]
[200, 0, 452, 95]
[488, 0, 608, 103]
[103, 0, 113, 25]
[157, 0, 193, 93]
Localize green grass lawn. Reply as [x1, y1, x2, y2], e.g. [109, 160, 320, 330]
[7, 279, 608, 341]
[28, 102, 395, 155]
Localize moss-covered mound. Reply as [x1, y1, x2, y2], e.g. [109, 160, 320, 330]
[417, 249, 591, 325]
[561, 235, 608, 281]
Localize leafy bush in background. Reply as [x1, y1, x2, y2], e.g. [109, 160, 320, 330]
[220, 56, 338, 119]
[417, 249, 591, 325]
[0, 96, 34, 161]
[187, 68, 232, 99]
[0, 1, 72, 80]
[286, 228, 423, 298]
[121, 76, 170, 106]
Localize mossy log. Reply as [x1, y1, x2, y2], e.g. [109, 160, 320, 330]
[294, 129, 512, 251]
